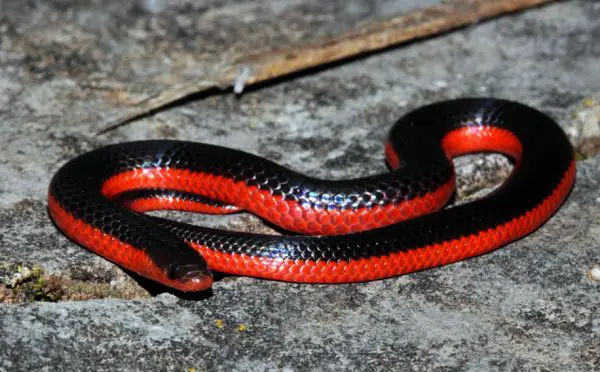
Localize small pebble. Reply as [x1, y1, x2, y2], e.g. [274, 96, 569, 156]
[589, 266, 600, 282]
[434, 80, 448, 88]
[136, 0, 168, 14]
[234, 66, 251, 94]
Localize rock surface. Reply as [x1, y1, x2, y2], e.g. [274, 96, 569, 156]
[1, 0, 599, 370]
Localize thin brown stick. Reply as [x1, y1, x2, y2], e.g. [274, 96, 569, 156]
[98, 0, 557, 134]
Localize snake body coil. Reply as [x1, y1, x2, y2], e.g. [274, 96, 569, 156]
[48, 98, 575, 292]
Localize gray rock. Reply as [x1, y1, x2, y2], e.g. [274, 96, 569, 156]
[1, 0, 599, 370]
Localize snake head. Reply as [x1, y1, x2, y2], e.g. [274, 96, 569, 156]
[164, 261, 213, 292]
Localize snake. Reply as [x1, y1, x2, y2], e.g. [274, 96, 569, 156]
[48, 98, 576, 292]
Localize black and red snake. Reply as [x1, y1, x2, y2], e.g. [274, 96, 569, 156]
[48, 98, 576, 292]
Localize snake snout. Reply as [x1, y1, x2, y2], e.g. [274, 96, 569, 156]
[166, 262, 213, 292]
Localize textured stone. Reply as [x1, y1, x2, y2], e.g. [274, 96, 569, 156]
[1, 0, 599, 370]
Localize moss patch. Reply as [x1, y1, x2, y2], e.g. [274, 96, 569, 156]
[0, 263, 151, 303]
